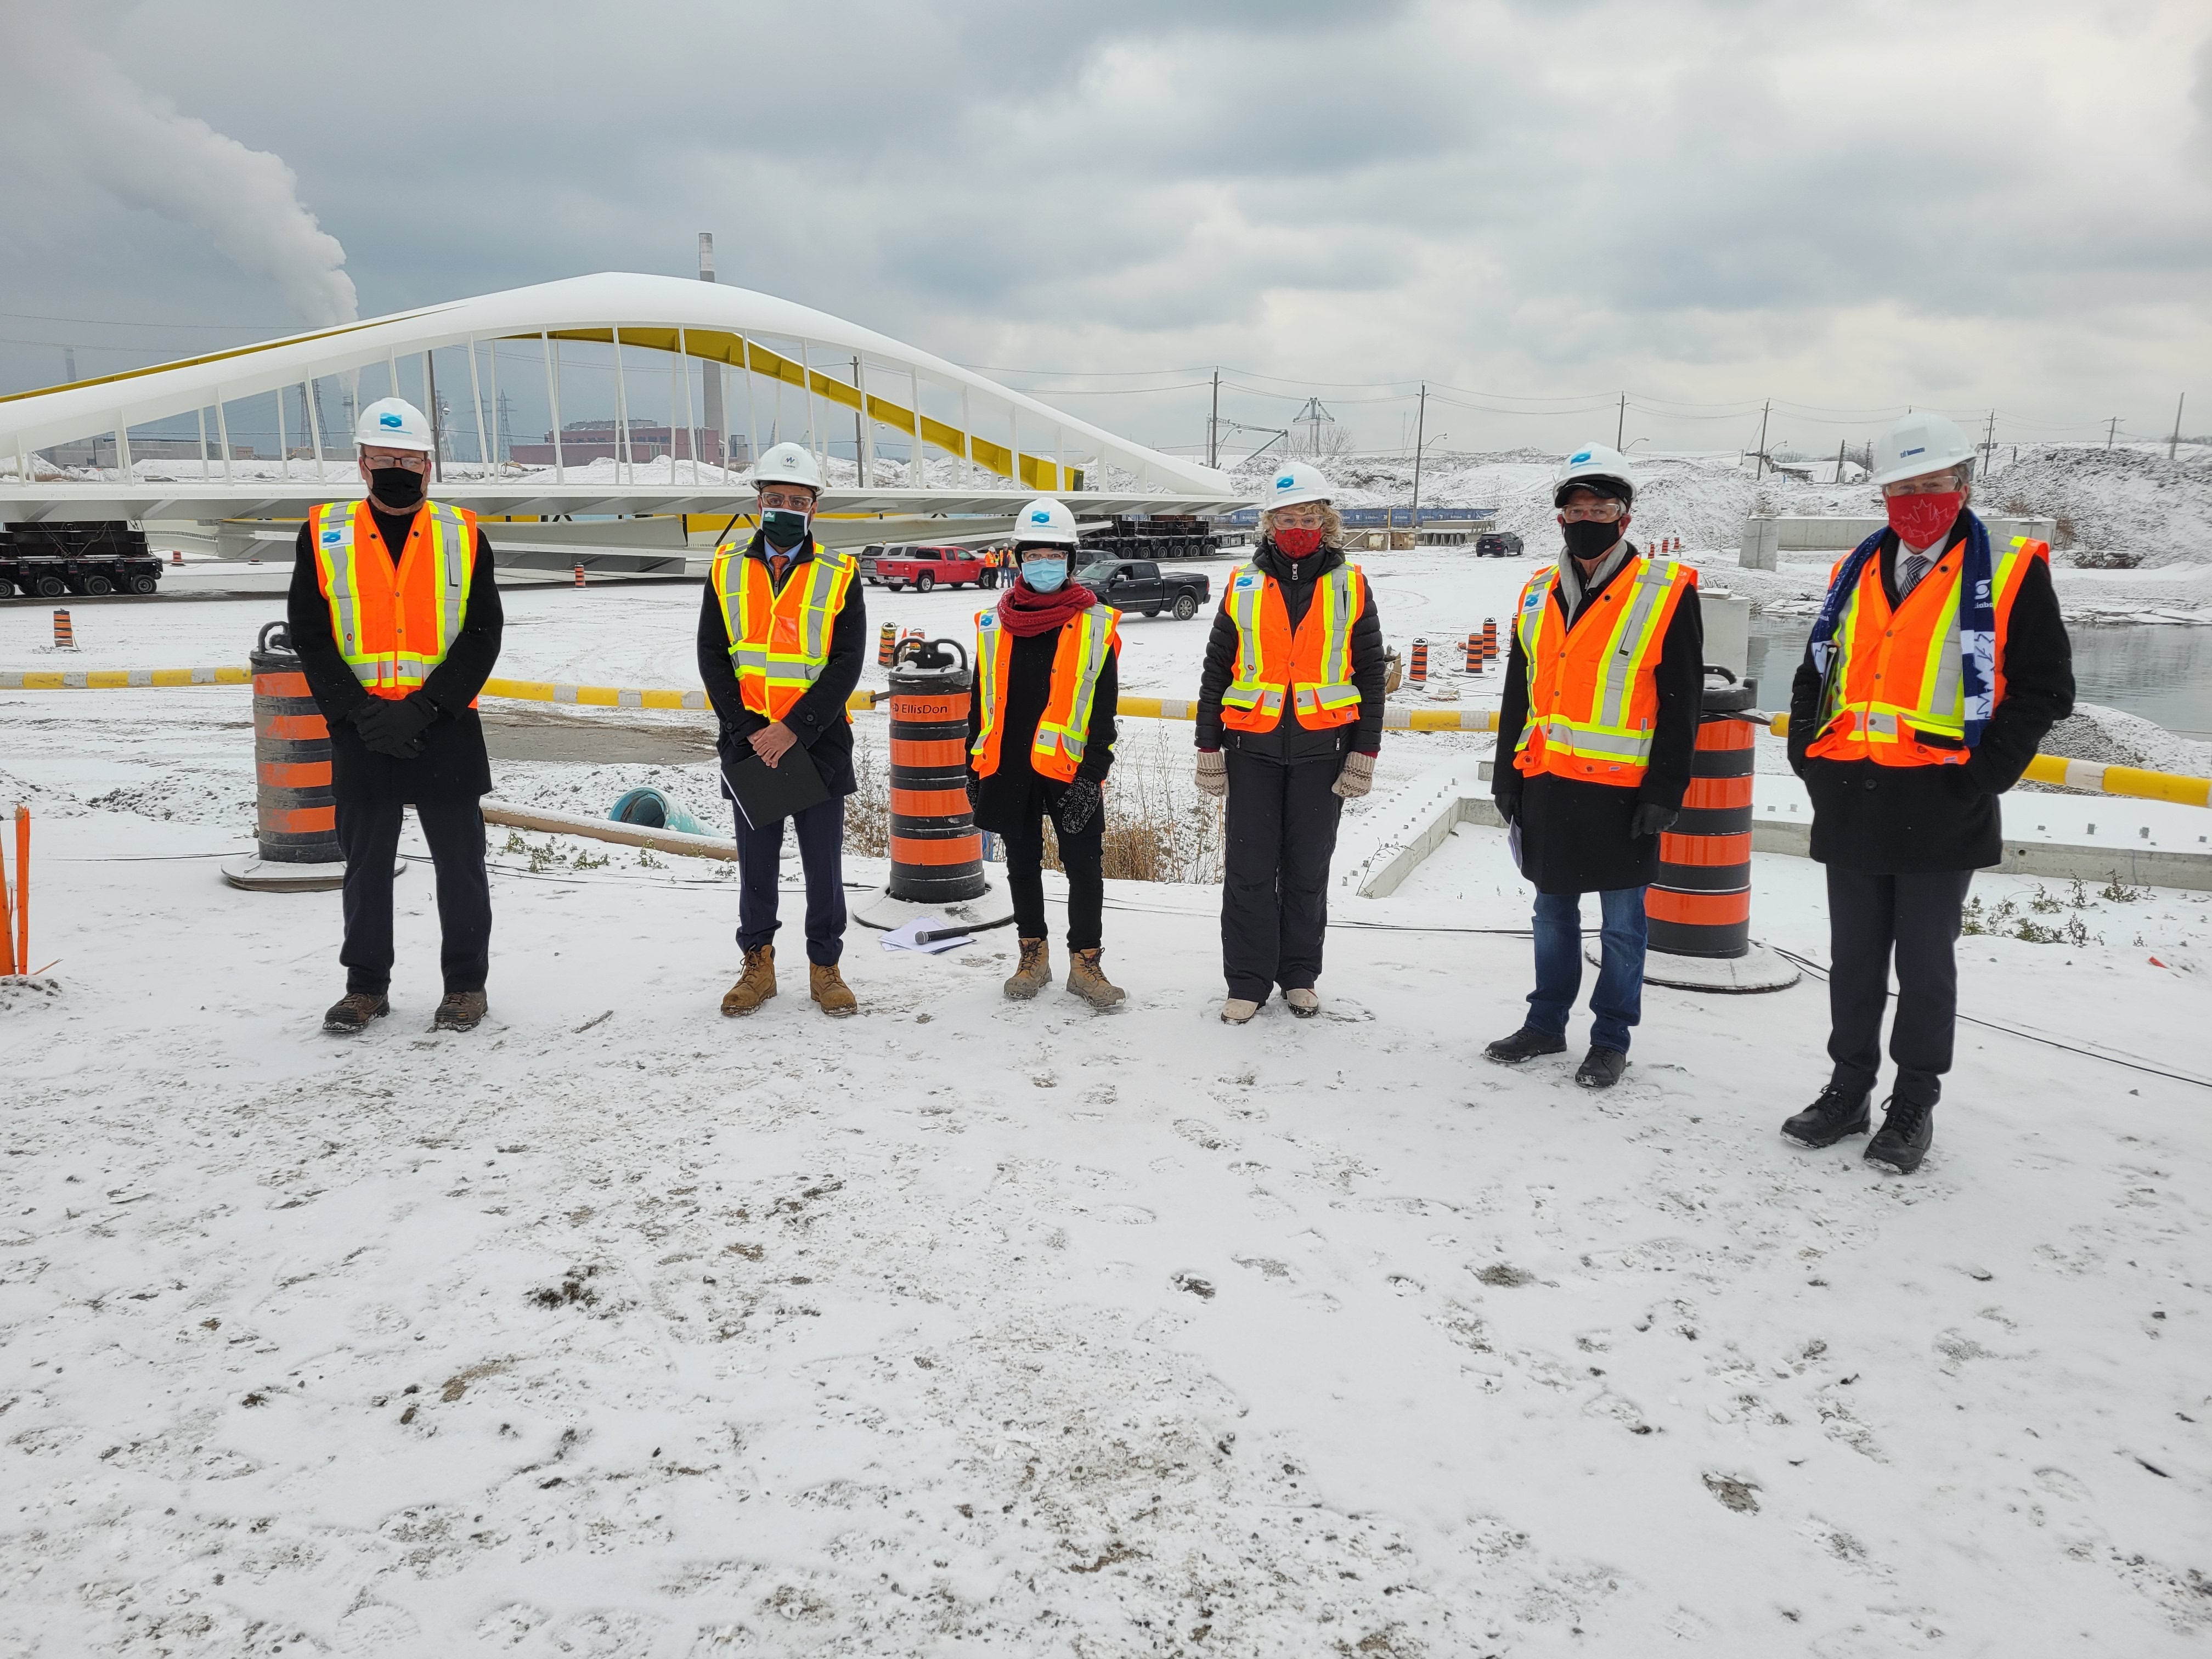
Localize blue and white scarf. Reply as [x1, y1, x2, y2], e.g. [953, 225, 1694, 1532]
[1807, 509, 1997, 749]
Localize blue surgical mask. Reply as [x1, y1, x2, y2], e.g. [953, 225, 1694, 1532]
[1022, 558, 1068, 593]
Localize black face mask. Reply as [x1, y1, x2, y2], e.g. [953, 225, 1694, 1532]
[368, 467, 427, 510]
[761, 508, 809, 550]
[1562, 518, 1623, 561]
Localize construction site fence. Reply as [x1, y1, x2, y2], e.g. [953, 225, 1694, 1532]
[7, 668, 2206, 809]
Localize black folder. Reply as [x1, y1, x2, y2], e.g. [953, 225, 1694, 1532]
[723, 749, 831, 830]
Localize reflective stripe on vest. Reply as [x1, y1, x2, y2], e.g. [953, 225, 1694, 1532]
[1220, 562, 1363, 731]
[1811, 538, 2041, 766]
[309, 499, 475, 697]
[969, 603, 1122, 782]
[1512, 555, 1696, 782]
[712, 541, 856, 722]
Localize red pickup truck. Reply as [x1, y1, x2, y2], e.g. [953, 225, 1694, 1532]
[859, 543, 995, 593]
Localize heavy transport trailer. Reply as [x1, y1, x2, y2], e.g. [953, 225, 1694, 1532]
[0, 522, 163, 598]
[1076, 512, 1224, 562]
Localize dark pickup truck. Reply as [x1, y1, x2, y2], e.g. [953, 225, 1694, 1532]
[1074, 558, 1211, 620]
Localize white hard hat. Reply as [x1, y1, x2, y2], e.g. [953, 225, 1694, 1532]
[1012, 496, 1080, 546]
[1554, 443, 1634, 507]
[1262, 460, 1333, 511]
[753, 441, 824, 492]
[1869, 411, 1975, 487]
[354, 397, 435, 453]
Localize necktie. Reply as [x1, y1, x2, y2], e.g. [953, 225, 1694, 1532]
[1899, 552, 1929, 599]
[770, 555, 789, 586]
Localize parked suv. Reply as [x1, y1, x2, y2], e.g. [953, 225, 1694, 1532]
[1474, 532, 1525, 558]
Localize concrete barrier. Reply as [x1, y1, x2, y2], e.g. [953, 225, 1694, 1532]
[1740, 514, 2058, 561]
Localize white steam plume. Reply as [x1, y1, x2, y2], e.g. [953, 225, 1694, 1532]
[0, 12, 357, 327]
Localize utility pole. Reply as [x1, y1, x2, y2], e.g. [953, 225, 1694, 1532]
[2171, 393, 2186, 461]
[1835, 437, 1846, 482]
[1208, 369, 1220, 469]
[1752, 400, 1770, 479]
[1983, 408, 1996, 475]
[2106, 416, 2119, 449]
[1616, 392, 1625, 451]
[1409, 384, 1427, 530]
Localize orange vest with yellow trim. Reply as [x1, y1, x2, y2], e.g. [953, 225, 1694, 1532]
[308, 499, 478, 701]
[1808, 537, 2044, 768]
[1218, 562, 1365, 732]
[969, 603, 1122, 782]
[1513, 554, 1697, 786]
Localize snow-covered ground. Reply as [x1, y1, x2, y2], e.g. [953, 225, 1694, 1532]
[7, 561, 2212, 1657]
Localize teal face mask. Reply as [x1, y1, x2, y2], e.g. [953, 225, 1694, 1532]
[1022, 558, 1068, 593]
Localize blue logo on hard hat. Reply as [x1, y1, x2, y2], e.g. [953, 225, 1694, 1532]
[1276, 473, 1295, 489]
[1901, 445, 1925, 458]
[1029, 509, 1051, 524]
[379, 412, 403, 429]
[1570, 450, 1592, 464]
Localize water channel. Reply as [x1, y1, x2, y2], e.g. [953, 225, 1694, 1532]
[1746, 619, 2212, 741]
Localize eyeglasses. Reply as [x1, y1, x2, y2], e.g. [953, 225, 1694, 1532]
[1881, 473, 1963, 497]
[1559, 501, 1624, 522]
[362, 450, 430, 472]
[757, 489, 815, 511]
[1271, 508, 1325, 529]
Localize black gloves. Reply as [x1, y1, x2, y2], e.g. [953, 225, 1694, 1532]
[1492, 788, 1521, 828]
[1056, 776, 1102, 836]
[352, 693, 436, 759]
[1630, 801, 1679, 839]
[964, 772, 981, 816]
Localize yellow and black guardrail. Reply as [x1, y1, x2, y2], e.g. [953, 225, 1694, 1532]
[9, 668, 2209, 809]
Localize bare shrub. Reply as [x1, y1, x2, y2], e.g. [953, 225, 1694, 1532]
[843, 728, 890, 857]
[2070, 548, 2140, 569]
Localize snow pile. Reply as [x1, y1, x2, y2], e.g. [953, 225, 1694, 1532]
[2036, 701, 2212, 785]
[1980, 446, 2212, 568]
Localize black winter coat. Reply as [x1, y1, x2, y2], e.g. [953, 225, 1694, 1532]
[286, 508, 505, 806]
[963, 602, 1119, 832]
[1491, 547, 1705, 896]
[1195, 540, 1387, 765]
[697, 535, 868, 798]
[1789, 532, 2073, 873]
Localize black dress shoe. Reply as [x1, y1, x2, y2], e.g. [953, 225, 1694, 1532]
[1575, 1046, 1628, 1089]
[1485, 1026, 1568, 1065]
[1865, 1097, 1934, 1174]
[1781, 1085, 1871, 1148]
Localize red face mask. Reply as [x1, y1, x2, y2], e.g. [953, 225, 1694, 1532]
[1884, 490, 1963, 550]
[1273, 526, 1324, 556]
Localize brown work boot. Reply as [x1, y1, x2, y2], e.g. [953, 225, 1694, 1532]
[809, 962, 857, 1018]
[1066, 947, 1126, 1009]
[1003, 936, 1052, 1001]
[721, 945, 777, 1017]
[433, 991, 488, 1032]
[323, 990, 389, 1035]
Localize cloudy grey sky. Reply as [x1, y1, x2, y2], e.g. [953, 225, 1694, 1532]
[2, 0, 2208, 460]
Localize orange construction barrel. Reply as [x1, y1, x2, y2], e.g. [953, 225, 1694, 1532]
[885, 636, 985, 903]
[223, 620, 368, 891]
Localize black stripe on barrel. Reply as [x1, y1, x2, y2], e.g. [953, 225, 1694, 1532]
[1645, 679, 1757, 957]
[886, 647, 985, 902]
[251, 635, 342, 864]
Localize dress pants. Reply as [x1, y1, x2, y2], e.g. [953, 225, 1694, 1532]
[1221, 749, 1343, 1003]
[337, 794, 492, 996]
[1527, 887, 1647, 1052]
[1001, 779, 1105, 951]
[736, 795, 847, 966]
[1825, 866, 1974, 1106]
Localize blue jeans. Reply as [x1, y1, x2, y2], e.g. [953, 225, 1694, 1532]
[736, 795, 847, 965]
[1528, 888, 1647, 1053]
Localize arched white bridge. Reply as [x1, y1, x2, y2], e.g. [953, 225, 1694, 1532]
[0, 272, 1243, 566]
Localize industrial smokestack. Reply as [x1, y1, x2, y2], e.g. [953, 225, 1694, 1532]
[698, 232, 725, 470]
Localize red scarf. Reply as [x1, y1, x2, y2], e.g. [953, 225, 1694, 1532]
[997, 578, 1095, 637]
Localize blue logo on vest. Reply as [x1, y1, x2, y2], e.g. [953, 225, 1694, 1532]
[321, 529, 341, 544]
[378, 412, 404, 430]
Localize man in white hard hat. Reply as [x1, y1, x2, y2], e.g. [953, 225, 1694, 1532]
[1485, 444, 1703, 1089]
[1782, 410, 2073, 1173]
[287, 396, 505, 1035]
[699, 441, 867, 1018]
[1195, 460, 1387, 1023]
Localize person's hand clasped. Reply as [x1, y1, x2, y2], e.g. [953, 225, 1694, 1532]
[1629, 802, 1679, 839]
[749, 721, 799, 769]
[352, 695, 433, 759]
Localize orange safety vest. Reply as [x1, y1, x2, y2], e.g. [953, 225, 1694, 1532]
[1809, 536, 2044, 768]
[710, 540, 857, 723]
[308, 499, 478, 700]
[969, 603, 1122, 781]
[1218, 562, 1364, 732]
[1512, 554, 1697, 786]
